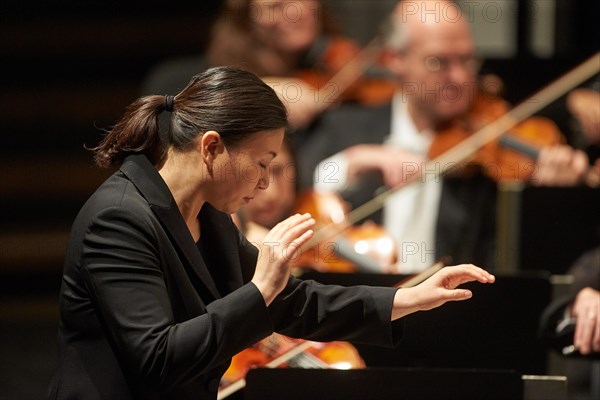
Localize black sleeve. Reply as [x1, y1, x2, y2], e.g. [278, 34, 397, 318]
[268, 276, 404, 348]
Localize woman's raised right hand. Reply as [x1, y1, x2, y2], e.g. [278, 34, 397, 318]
[251, 213, 315, 306]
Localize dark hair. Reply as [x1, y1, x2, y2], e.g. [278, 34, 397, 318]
[92, 66, 288, 168]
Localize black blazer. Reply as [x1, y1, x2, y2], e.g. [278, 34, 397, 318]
[48, 154, 401, 400]
[539, 246, 600, 356]
[297, 102, 498, 269]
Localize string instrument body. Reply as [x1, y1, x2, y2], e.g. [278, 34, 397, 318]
[290, 189, 397, 274]
[429, 90, 563, 182]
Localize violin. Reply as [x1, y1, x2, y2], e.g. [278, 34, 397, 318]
[428, 86, 600, 187]
[264, 36, 398, 129]
[289, 189, 398, 274]
[429, 87, 564, 182]
[218, 333, 365, 399]
[295, 36, 398, 107]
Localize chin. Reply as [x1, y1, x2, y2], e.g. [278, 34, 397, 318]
[437, 103, 471, 122]
[213, 202, 239, 215]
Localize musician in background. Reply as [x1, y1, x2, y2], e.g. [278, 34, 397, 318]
[538, 82, 600, 400]
[567, 81, 600, 166]
[540, 245, 600, 400]
[143, 0, 373, 131]
[298, 0, 590, 273]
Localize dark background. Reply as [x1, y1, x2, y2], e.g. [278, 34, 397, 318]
[0, 1, 598, 399]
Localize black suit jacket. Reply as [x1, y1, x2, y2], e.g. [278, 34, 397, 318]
[539, 246, 600, 353]
[48, 154, 401, 400]
[298, 102, 498, 269]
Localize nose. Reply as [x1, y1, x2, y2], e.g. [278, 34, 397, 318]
[448, 61, 472, 85]
[257, 168, 270, 191]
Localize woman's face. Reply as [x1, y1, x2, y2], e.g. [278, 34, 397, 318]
[207, 128, 285, 214]
[241, 143, 297, 228]
[251, 0, 321, 54]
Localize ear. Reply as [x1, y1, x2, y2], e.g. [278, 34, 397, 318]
[198, 130, 225, 170]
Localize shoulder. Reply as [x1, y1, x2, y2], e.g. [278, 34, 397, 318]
[87, 171, 151, 214]
[73, 171, 156, 236]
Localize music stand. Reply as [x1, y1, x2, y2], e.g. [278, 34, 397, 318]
[244, 367, 523, 400]
[500, 185, 600, 274]
[300, 270, 552, 375]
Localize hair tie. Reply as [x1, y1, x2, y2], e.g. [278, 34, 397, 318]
[164, 95, 175, 112]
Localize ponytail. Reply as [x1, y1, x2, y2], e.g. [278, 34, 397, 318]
[92, 95, 171, 168]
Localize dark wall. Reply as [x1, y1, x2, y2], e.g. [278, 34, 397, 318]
[0, 2, 222, 398]
[0, 0, 221, 275]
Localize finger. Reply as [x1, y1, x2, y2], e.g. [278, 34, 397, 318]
[281, 214, 315, 238]
[268, 213, 300, 236]
[537, 147, 553, 167]
[552, 146, 570, 168]
[442, 288, 473, 302]
[593, 317, 600, 352]
[446, 264, 495, 284]
[572, 151, 589, 177]
[269, 213, 311, 238]
[284, 229, 315, 262]
[383, 166, 397, 188]
[574, 319, 585, 353]
[575, 312, 595, 355]
[274, 218, 316, 250]
[537, 148, 563, 182]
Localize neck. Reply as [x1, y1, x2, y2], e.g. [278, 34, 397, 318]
[158, 151, 206, 239]
[406, 98, 434, 133]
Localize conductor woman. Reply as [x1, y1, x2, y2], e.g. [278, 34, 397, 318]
[48, 66, 494, 400]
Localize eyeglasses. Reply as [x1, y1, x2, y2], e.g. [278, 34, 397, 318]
[423, 54, 482, 74]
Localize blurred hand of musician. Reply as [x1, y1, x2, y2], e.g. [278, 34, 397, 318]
[532, 144, 590, 186]
[570, 287, 600, 355]
[343, 144, 426, 188]
[567, 88, 600, 145]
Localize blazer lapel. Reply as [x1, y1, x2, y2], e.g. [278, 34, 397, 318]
[199, 204, 245, 293]
[120, 154, 221, 301]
